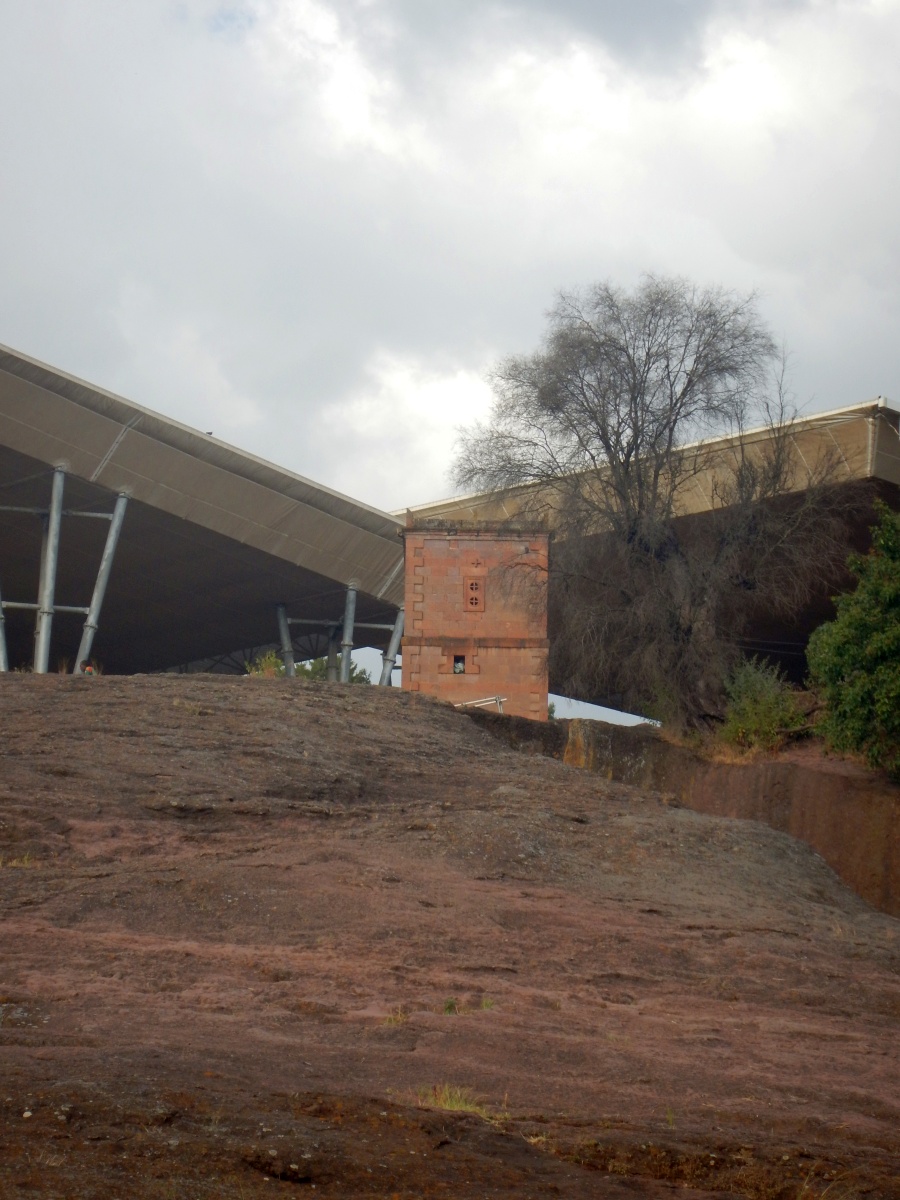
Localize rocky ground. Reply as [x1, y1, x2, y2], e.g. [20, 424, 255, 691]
[0, 675, 897, 1199]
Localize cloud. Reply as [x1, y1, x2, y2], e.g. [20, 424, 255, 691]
[0, 0, 897, 515]
[331, 0, 813, 74]
[312, 350, 494, 509]
[249, 0, 435, 161]
[113, 281, 264, 432]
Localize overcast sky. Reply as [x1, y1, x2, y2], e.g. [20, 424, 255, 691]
[1, 0, 898, 511]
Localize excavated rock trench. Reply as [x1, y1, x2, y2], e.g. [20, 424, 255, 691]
[0, 676, 898, 1198]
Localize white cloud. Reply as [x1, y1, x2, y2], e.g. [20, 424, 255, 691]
[113, 282, 264, 433]
[314, 351, 495, 509]
[689, 31, 794, 131]
[249, 0, 436, 161]
[0, 0, 898, 514]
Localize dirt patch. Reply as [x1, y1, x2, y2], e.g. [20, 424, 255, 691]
[1, 675, 898, 1198]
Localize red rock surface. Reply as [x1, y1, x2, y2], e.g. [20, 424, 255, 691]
[0, 675, 897, 1198]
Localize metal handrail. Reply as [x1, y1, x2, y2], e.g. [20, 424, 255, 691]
[453, 695, 507, 714]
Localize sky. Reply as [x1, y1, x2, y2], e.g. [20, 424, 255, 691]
[1, 0, 898, 512]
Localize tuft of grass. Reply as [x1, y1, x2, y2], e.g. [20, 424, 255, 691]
[0, 853, 35, 869]
[416, 1084, 489, 1117]
[382, 1006, 408, 1026]
[796, 1171, 863, 1200]
[415, 1083, 510, 1127]
[438, 995, 494, 1015]
[523, 1132, 549, 1149]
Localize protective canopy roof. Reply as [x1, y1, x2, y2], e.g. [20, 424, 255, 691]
[0, 344, 404, 673]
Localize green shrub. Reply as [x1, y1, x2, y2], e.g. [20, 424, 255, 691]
[245, 649, 285, 676]
[720, 657, 803, 751]
[807, 503, 900, 780]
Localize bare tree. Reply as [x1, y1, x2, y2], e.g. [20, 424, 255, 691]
[455, 276, 865, 727]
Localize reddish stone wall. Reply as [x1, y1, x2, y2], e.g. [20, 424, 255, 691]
[402, 523, 549, 720]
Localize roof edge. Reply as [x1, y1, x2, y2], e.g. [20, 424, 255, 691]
[401, 397, 899, 515]
[0, 341, 402, 536]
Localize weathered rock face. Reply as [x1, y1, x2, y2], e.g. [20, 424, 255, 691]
[467, 709, 900, 917]
[562, 720, 900, 918]
[1, 676, 898, 1199]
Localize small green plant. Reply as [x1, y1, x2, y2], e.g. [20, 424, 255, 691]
[719, 657, 803, 751]
[547, 700, 557, 720]
[479, 996, 495, 1010]
[808, 503, 900, 780]
[442, 996, 460, 1015]
[244, 649, 285, 677]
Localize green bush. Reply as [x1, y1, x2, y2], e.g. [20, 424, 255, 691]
[719, 657, 803, 751]
[245, 648, 285, 676]
[807, 503, 900, 780]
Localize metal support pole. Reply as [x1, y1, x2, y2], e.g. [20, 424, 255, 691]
[276, 604, 296, 677]
[0, 579, 8, 673]
[378, 606, 404, 686]
[339, 581, 358, 683]
[326, 626, 340, 682]
[74, 493, 128, 673]
[34, 467, 65, 674]
[33, 516, 49, 647]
